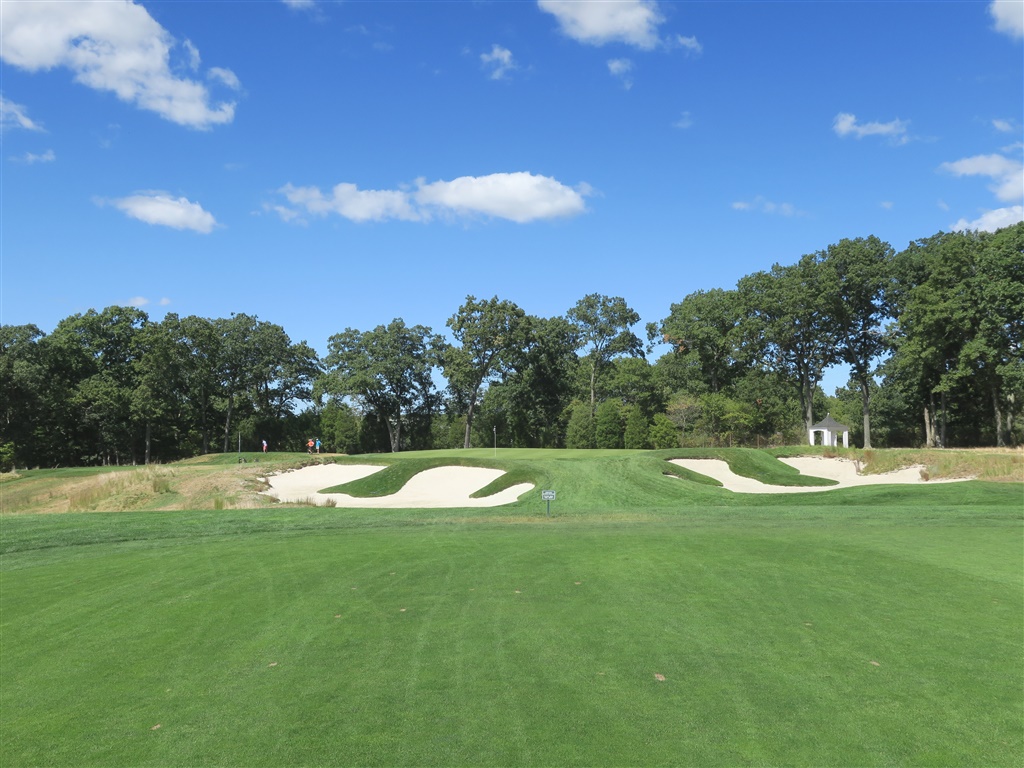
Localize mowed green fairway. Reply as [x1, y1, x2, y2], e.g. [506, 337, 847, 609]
[2, 453, 1022, 766]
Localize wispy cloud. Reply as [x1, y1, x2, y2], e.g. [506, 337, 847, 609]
[731, 196, 806, 217]
[989, 0, 1023, 39]
[275, 172, 591, 224]
[833, 112, 910, 144]
[0, 95, 43, 131]
[0, 1, 240, 129]
[674, 35, 702, 55]
[673, 111, 694, 129]
[480, 44, 517, 80]
[607, 58, 634, 89]
[11, 149, 55, 164]
[127, 296, 172, 308]
[104, 192, 218, 233]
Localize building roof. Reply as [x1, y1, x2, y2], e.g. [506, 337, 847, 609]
[810, 413, 849, 432]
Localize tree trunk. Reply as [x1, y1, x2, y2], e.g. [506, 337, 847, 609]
[924, 399, 937, 448]
[801, 375, 815, 442]
[1007, 393, 1016, 444]
[939, 390, 947, 448]
[463, 381, 483, 449]
[386, 413, 401, 453]
[589, 360, 598, 413]
[992, 380, 1006, 448]
[222, 393, 234, 453]
[145, 421, 152, 465]
[859, 377, 872, 449]
[463, 400, 476, 449]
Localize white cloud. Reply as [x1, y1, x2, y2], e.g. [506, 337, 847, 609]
[182, 39, 201, 71]
[128, 296, 172, 308]
[415, 172, 589, 222]
[675, 35, 702, 55]
[208, 67, 241, 91]
[538, 0, 665, 49]
[280, 183, 421, 223]
[11, 149, 56, 164]
[673, 111, 694, 129]
[0, 95, 43, 131]
[940, 153, 1024, 203]
[992, 118, 1015, 132]
[952, 205, 1024, 232]
[480, 44, 516, 80]
[880, 201, 894, 210]
[731, 196, 805, 217]
[989, 1, 1024, 38]
[108, 192, 218, 233]
[0, 1, 238, 129]
[607, 58, 634, 89]
[276, 172, 590, 224]
[833, 112, 910, 144]
[283, 0, 317, 8]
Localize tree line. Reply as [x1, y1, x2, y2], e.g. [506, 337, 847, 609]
[2, 223, 1021, 468]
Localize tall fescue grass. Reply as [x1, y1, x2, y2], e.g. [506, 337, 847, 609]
[770, 446, 1023, 482]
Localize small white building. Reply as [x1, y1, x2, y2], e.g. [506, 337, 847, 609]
[809, 413, 849, 448]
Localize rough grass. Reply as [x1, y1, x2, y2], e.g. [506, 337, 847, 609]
[768, 445, 1023, 482]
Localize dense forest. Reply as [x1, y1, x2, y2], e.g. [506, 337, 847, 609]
[2, 224, 1021, 468]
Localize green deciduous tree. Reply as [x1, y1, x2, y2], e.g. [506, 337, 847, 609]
[820, 236, 895, 449]
[322, 319, 442, 452]
[0, 324, 46, 467]
[482, 315, 579, 448]
[655, 288, 743, 394]
[889, 231, 980, 446]
[738, 255, 840, 441]
[567, 294, 642, 410]
[443, 295, 528, 449]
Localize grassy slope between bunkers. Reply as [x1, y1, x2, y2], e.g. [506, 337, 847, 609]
[1, 449, 1022, 767]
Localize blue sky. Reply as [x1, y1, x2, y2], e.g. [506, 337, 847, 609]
[2, 0, 1022, 393]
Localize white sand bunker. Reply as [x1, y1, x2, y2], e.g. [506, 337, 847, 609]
[670, 456, 971, 494]
[260, 463, 534, 508]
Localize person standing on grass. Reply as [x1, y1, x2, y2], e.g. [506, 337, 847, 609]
[307, 439, 314, 454]
[315, 438, 321, 454]
[262, 439, 268, 453]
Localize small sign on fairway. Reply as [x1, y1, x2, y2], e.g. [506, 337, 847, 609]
[542, 489, 555, 517]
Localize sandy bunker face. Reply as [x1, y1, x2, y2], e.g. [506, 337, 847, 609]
[260, 464, 534, 508]
[670, 456, 972, 494]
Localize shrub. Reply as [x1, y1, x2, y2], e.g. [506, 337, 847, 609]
[649, 413, 680, 449]
[595, 400, 623, 449]
[623, 406, 650, 449]
[565, 401, 595, 449]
